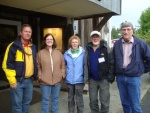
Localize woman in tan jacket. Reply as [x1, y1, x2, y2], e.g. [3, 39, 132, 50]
[37, 33, 66, 113]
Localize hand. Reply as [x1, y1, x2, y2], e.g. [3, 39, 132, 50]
[62, 76, 65, 79]
[10, 83, 17, 89]
[38, 76, 42, 82]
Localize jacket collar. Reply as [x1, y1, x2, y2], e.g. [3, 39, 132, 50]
[118, 35, 139, 46]
[117, 35, 140, 55]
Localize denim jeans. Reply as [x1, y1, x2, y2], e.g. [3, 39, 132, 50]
[116, 75, 142, 113]
[40, 84, 61, 113]
[10, 78, 33, 113]
[66, 83, 84, 113]
[89, 79, 110, 113]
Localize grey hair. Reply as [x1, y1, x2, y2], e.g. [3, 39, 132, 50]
[120, 21, 133, 30]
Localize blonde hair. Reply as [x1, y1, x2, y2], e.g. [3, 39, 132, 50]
[68, 35, 81, 47]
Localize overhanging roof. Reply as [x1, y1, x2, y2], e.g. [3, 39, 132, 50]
[0, 0, 120, 19]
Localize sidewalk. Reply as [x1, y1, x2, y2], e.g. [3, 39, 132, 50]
[141, 88, 150, 113]
[29, 73, 150, 113]
[0, 73, 150, 113]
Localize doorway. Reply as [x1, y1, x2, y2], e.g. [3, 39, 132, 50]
[0, 24, 17, 89]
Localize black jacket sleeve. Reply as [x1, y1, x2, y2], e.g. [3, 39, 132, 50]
[107, 48, 115, 83]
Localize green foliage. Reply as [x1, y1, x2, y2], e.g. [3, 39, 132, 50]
[139, 7, 150, 35]
[135, 29, 150, 45]
[135, 7, 150, 45]
[111, 27, 120, 39]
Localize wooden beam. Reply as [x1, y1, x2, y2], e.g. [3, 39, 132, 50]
[92, 16, 99, 30]
[96, 14, 112, 31]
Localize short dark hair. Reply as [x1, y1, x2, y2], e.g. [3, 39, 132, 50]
[40, 33, 57, 50]
[20, 24, 32, 32]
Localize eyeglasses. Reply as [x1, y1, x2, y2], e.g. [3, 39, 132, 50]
[46, 39, 53, 41]
[122, 28, 132, 32]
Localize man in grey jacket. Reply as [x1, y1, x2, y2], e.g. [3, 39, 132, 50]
[84, 31, 115, 113]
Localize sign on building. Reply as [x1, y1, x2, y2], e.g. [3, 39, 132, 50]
[73, 20, 78, 34]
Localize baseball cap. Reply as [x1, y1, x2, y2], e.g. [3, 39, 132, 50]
[90, 31, 101, 37]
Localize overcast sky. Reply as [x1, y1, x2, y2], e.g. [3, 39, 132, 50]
[111, 0, 150, 29]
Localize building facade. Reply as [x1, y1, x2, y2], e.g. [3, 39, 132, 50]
[0, 0, 121, 87]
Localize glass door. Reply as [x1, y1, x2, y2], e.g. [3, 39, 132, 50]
[0, 24, 17, 90]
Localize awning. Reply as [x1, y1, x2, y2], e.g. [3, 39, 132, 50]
[0, 0, 121, 19]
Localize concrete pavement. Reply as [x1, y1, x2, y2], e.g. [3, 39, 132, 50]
[29, 73, 150, 113]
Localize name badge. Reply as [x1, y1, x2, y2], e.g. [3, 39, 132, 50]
[98, 57, 105, 63]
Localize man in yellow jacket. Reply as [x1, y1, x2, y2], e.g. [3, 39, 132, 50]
[2, 24, 37, 113]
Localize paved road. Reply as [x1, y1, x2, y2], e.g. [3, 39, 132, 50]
[29, 73, 150, 113]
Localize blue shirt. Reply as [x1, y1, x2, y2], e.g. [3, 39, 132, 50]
[89, 48, 100, 80]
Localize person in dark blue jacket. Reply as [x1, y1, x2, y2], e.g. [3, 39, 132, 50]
[113, 21, 150, 113]
[64, 35, 85, 113]
[2, 24, 37, 113]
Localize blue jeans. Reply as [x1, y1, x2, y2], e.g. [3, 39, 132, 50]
[10, 78, 33, 113]
[40, 84, 61, 113]
[116, 75, 142, 113]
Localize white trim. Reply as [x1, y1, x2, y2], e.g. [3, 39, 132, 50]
[0, 19, 21, 35]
